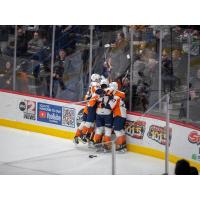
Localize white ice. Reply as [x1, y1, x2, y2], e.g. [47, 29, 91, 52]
[0, 126, 175, 175]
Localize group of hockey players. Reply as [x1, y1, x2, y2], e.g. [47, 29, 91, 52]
[73, 73, 127, 152]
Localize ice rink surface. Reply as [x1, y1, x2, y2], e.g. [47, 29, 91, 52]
[0, 126, 175, 175]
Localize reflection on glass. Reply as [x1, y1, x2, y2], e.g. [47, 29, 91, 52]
[0, 25, 14, 91]
[0, 25, 199, 126]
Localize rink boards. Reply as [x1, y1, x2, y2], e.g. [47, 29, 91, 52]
[0, 89, 199, 170]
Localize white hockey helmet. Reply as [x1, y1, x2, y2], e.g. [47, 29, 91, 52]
[100, 78, 109, 88]
[109, 82, 118, 91]
[91, 73, 100, 83]
[100, 75, 106, 81]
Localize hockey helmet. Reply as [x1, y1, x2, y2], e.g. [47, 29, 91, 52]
[109, 82, 118, 91]
[91, 73, 100, 83]
[100, 78, 109, 89]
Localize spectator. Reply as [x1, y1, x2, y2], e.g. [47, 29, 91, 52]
[16, 28, 28, 56]
[27, 31, 44, 56]
[190, 166, 199, 175]
[161, 51, 176, 93]
[137, 79, 150, 112]
[0, 61, 13, 90]
[111, 32, 128, 53]
[16, 61, 29, 93]
[132, 55, 145, 86]
[120, 73, 138, 111]
[102, 58, 112, 81]
[52, 59, 66, 98]
[56, 49, 66, 62]
[3, 27, 28, 57]
[41, 61, 51, 97]
[81, 37, 90, 73]
[0, 26, 9, 54]
[121, 76, 130, 109]
[54, 49, 67, 68]
[175, 159, 191, 175]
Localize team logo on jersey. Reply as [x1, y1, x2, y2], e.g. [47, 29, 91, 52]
[19, 100, 36, 120]
[147, 125, 172, 146]
[62, 107, 75, 128]
[76, 108, 84, 127]
[125, 120, 146, 139]
[188, 131, 200, 145]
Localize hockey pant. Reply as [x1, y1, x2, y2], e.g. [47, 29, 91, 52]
[82, 106, 96, 137]
[75, 112, 88, 137]
[94, 114, 113, 145]
[113, 116, 126, 147]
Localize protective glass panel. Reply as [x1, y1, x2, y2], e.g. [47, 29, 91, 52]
[15, 25, 52, 95]
[188, 34, 200, 125]
[130, 26, 158, 112]
[0, 25, 14, 91]
[52, 25, 89, 101]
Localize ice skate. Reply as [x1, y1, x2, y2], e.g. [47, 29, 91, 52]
[80, 135, 88, 144]
[73, 136, 79, 145]
[116, 144, 127, 153]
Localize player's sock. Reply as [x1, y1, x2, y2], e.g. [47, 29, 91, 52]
[75, 129, 82, 137]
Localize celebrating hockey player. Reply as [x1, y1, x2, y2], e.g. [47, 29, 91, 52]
[108, 82, 127, 152]
[93, 78, 113, 150]
[74, 73, 101, 144]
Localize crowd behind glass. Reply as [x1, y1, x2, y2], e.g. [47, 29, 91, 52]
[0, 25, 200, 125]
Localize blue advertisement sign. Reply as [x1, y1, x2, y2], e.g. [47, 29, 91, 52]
[37, 102, 62, 125]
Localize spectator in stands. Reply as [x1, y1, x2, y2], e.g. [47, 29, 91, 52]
[27, 31, 44, 58]
[56, 25, 76, 55]
[161, 50, 176, 93]
[41, 61, 51, 97]
[175, 159, 191, 175]
[190, 166, 199, 175]
[137, 79, 150, 112]
[121, 76, 130, 109]
[52, 56, 66, 98]
[3, 27, 28, 57]
[16, 27, 28, 56]
[0, 61, 12, 90]
[102, 58, 112, 81]
[54, 49, 67, 69]
[81, 37, 90, 73]
[0, 26, 9, 54]
[56, 49, 66, 62]
[111, 32, 128, 53]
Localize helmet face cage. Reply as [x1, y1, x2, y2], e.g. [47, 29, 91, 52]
[101, 84, 107, 89]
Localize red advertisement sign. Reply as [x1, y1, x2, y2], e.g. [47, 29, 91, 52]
[147, 125, 172, 145]
[125, 120, 146, 139]
[188, 131, 200, 145]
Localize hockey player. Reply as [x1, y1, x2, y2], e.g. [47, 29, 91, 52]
[93, 78, 113, 150]
[74, 74, 100, 144]
[81, 92, 99, 143]
[85, 74, 101, 100]
[108, 82, 127, 152]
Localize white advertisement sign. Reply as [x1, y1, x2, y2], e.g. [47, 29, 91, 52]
[0, 90, 199, 164]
